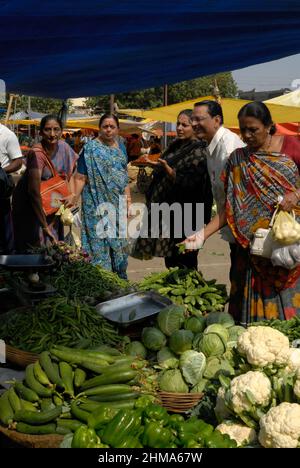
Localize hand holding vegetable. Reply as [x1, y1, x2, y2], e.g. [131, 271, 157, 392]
[180, 228, 205, 251]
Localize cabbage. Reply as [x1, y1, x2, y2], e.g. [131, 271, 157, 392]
[190, 378, 210, 393]
[228, 325, 246, 342]
[141, 327, 166, 351]
[205, 312, 235, 328]
[169, 329, 194, 355]
[179, 350, 206, 385]
[157, 305, 185, 336]
[204, 324, 229, 343]
[203, 356, 235, 379]
[200, 333, 227, 357]
[125, 341, 147, 359]
[158, 369, 189, 393]
[184, 316, 206, 334]
[157, 347, 179, 369]
[192, 332, 203, 351]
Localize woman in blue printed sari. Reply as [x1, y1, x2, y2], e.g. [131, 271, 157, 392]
[73, 114, 131, 279]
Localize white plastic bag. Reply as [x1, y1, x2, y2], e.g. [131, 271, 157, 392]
[271, 242, 300, 269]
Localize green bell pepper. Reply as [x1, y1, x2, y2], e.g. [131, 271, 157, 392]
[142, 421, 175, 448]
[135, 395, 156, 409]
[205, 430, 237, 448]
[117, 436, 143, 448]
[143, 404, 169, 426]
[87, 406, 119, 430]
[177, 417, 213, 445]
[101, 409, 142, 447]
[71, 425, 100, 448]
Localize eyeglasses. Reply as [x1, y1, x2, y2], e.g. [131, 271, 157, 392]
[191, 116, 209, 123]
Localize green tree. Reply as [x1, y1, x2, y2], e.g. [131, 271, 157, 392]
[86, 72, 237, 113]
[13, 95, 63, 114]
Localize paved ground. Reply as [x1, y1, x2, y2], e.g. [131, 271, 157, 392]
[127, 165, 231, 291]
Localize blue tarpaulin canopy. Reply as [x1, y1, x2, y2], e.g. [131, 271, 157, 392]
[1, 1, 300, 98]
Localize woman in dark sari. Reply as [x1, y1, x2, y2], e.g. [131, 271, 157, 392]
[12, 115, 78, 251]
[183, 102, 300, 323]
[132, 109, 213, 270]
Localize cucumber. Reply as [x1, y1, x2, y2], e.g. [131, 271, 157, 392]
[83, 392, 139, 401]
[74, 368, 86, 388]
[51, 346, 115, 365]
[57, 419, 84, 432]
[25, 364, 53, 397]
[20, 399, 38, 412]
[81, 399, 135, 410]
[0, 391, 14, 426]
[33, 360, 52, 387]
[81, 369, 138, 390]
[16, 422, 56, 435]
[70, 401, 89, 423]
[14, 382, 39, 403]
[8, 387, 22, 412]
[40, 398, 56, 411]
[55, 425, 72, 435]
[79, 383, 133, 397]
[59, 361, 74, 396]
[14, 406, 62, 425]
[39, 351, 64, 388]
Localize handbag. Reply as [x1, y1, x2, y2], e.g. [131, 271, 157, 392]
[250, 206, 279, 258]
[0, 165, 15, 199]
[35, 145, 71, 216]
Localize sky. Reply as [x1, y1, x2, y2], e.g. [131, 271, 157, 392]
[232, 53, 300, 92]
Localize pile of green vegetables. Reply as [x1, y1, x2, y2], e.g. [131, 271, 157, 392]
[0, 346, 237, 448]
[124, 306, 244, 396]
[50, 262, 132, 301]
[0, 297, 122, 353]
[139, 267, 228, 315]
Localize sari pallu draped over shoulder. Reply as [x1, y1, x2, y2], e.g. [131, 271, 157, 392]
[222, 147, 300, 293]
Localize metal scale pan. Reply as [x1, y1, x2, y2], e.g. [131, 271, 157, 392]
[96, 291, 173, 327]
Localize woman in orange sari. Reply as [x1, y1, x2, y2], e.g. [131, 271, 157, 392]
[183, 102, 300, 324]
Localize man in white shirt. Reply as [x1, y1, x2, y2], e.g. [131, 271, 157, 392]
[0, 123, 22, 253]
[191, 100, 245, 279]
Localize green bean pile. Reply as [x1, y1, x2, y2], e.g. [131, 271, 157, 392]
[50, 262, 132, 300]
[0, 297, 122, 353]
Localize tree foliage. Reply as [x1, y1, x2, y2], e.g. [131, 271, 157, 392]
[13, 95, 63, 114]
[86, 72, 238, 113]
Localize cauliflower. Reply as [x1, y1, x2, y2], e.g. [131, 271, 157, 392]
[286, 348, 300, 373]
[238, 327, 290, 367]
[294, 380, 300, 399]
[259, 402, 300, 448]
[214, 387, 232, 422]
[216, 421, 257, 447]
[228, 371, 272, 414]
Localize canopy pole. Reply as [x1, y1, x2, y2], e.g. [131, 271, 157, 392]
[110, 94, 115, 114]
[28, 96, 31, 138]
[5, 94, 15, 125]
[163, 84, 168, 149]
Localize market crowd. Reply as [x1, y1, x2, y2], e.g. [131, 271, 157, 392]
[1, 100, 300, 324]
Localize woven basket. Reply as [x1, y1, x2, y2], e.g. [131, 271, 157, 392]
[0, 425, 63, 448]
[158, 391, 203, 413]
[5, 344, 38, 367]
